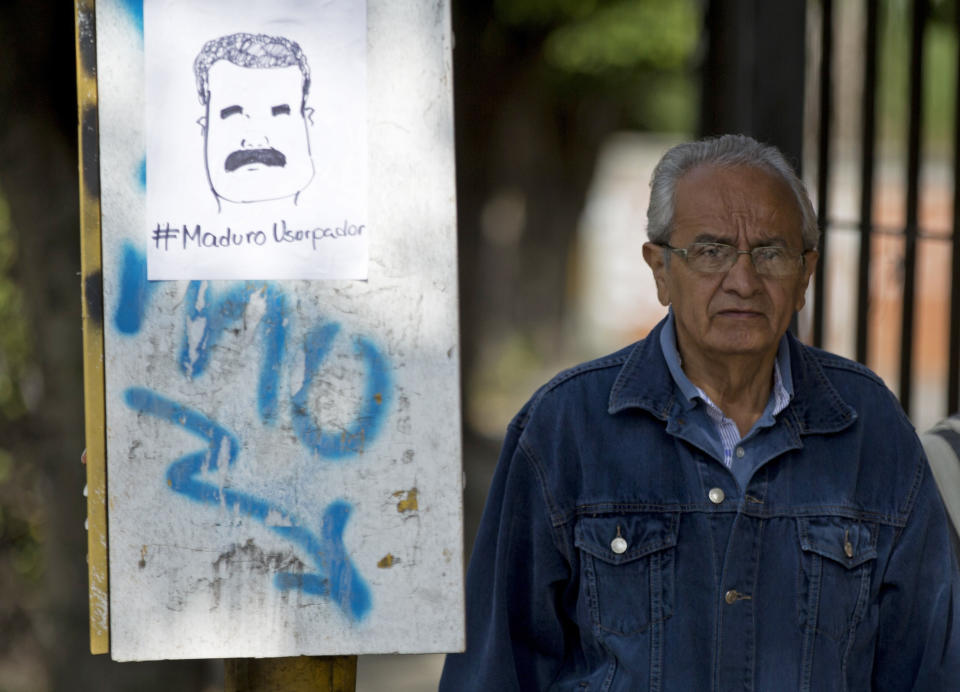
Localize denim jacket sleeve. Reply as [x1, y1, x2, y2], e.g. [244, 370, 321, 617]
[870, 455, 960, 691]
[439, 415, 572, 691]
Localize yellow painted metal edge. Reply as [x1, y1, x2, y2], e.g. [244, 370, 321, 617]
[75, 0, 109, 655]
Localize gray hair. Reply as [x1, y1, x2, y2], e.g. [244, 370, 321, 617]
[194, 33, 311, 110]
[646, 134, 819, 251]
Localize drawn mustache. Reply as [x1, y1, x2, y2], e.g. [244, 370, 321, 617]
[224, 148, 287, 172]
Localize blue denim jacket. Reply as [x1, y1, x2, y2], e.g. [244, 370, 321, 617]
[441, 318, 960, 691]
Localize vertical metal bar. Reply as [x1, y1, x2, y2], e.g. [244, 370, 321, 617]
[856, 0, 880, 365]
[900, 0, 928, 416]
[813, 0, 833, 348]
[75, 0, 110, 655]
[950, 0, 960, 414]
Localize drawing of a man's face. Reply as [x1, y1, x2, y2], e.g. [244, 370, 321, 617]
[195, 33, 315, 206]
[205, 62, 314, 203]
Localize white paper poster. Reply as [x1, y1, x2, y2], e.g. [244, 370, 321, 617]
[144, 0, 368, 280]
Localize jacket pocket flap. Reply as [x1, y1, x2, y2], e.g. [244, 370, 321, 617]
[575, 513, 679, 565]
[798, 516, 877, 569]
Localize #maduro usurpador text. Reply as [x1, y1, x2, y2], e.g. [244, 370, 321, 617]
[151, 219, 365, 252]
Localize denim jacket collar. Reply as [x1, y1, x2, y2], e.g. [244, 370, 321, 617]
[608, 317, 857, 436]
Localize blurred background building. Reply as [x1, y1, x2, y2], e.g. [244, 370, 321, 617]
[0, 0, 958, 689]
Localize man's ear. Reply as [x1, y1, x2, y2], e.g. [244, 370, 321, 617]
[794, 249, 819, 312]
[642, 242, 671, 306]
[303, 106, 315, 126]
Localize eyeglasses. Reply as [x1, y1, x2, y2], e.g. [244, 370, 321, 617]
[657, 242, 808, 278]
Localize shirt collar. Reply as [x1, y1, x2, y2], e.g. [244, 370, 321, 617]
[658, 309, 793, 410]
[608, 314, 856, 435]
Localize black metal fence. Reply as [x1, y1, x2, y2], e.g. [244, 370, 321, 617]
[810, 0, 959, 420]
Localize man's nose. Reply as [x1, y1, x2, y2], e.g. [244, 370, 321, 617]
[721, 251, 763, 295]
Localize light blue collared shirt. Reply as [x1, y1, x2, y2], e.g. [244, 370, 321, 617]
[659, 310, 793, 488]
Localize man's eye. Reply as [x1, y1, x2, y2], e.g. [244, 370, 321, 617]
[693, 244, 724, 258]
[755, 247, 785, 261]
[272, 104, 291, 116]
[220, 105, 243, 119]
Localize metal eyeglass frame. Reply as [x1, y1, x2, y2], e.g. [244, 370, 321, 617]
[656, 241, 809, 277]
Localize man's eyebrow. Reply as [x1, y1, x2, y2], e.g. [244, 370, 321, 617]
[220, 105, 243, 119]
[690, 233, 790, 247]
[753, 236, 788, 247]
[693, 232, 733, 245]
[272, 104, 291, 116]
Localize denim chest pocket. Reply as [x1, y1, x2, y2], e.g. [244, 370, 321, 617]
[797, 516, 878, 642]
[574, 513, 679, 636]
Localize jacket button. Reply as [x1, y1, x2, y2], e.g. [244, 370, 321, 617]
[735, 446, 745, 458]
[708, 487, 725, 504]
[844, 540, 854, 558]
[610, 536, 628, 554]
[725, 589, 739, 604]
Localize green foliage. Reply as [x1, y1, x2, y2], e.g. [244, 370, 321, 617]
[0, 453, 45, 584]
[623, 71, 698, 133]
[0, 188, 43, 589]
[0, 189, 31, 419]
[495, 0, 600, 25]
[0, 448, 11, 485]
[929, 0, 956, 24]
[490, 0, 700, 132]
[878, 0, 957, 146]
[543, 0, 699, 75]
[922, 20, 956, 146]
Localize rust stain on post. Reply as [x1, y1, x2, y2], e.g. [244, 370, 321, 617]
[377, 553, 396, 568]
[392, 488, 418, 513]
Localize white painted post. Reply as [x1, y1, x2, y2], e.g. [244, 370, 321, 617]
[88, 0, 464, 662]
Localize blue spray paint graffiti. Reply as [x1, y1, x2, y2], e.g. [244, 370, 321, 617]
[255, 287, 287, 425]
[125, 387, 371, 620]
[120, 0, 144, 37]
[114, 247, 291, 424]
[114, 242, 158, 335]
[113, 246, 390, 618]
[292, 324, 392, 458]
[177, 281, 288, 426]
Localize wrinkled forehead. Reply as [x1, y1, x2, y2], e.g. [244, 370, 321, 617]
[673, 163, 803, 243]
[207, 61, 305, 107]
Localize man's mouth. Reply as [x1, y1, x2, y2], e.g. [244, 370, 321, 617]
[224, 148, 287, 172]
[716, 308, 764, 318]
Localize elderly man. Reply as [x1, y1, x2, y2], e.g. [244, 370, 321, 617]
[440, 135, 960, 690]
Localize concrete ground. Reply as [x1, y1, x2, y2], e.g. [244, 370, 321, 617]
[356, 654, 446, 691]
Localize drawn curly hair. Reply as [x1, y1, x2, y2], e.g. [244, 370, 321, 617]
[194, 32, 311, 109]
